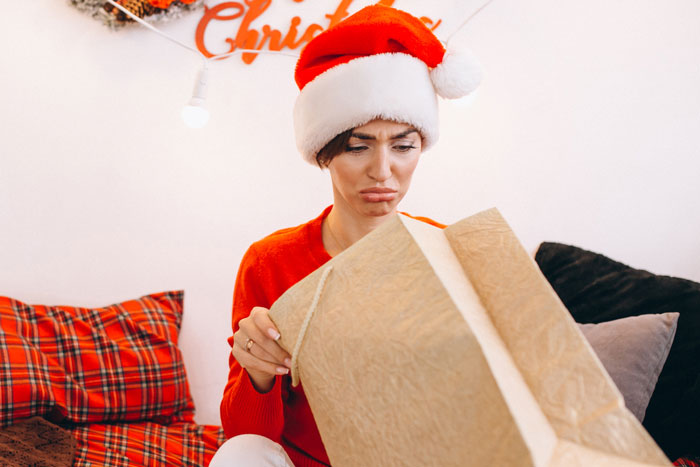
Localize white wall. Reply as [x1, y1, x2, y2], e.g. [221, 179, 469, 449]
[1, 0, 699, 426]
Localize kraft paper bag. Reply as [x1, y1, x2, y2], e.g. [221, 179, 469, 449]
[268, 208, 670, 466]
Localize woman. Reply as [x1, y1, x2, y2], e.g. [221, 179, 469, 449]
[211, 5, 480, 466]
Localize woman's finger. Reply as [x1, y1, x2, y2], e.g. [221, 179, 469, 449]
[237, 316, 288, 368]
[250, 306, 282, 340]
[232, 334, 289, 376]
[249, 307, 292, 366]
[233, 329, 278, 364]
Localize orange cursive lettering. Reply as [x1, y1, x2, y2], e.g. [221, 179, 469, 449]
[281, 16, 324, 50]
[325, 0, 353, 29]
[420, 16, 442, 32]
[195, 2, 245, 58]
[194, 0, 442, 65]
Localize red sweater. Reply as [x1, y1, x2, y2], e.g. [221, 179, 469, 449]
[220, 206, 444, 466]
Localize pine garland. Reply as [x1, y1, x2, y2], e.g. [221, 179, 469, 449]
[103, 0, 158, 22]
[69, 0, 203, 28]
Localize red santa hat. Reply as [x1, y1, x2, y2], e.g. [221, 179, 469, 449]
[293, 5, 482, 164]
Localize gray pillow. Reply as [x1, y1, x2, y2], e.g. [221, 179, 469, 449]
[579, 312, 679, 422]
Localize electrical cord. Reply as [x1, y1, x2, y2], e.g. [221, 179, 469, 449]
[103, 0, 300, 62]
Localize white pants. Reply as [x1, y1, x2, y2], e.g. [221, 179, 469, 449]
[209, 434, 295, 467]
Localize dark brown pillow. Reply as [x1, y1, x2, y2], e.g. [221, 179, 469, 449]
[535, 242, 700, 459]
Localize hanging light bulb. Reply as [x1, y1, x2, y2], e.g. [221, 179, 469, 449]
[182, 62, 210, 128]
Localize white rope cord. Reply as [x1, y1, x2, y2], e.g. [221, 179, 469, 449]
[446, 0, 498, 43]
[204, 48, 299, 62]
[290, 266, 333, 387]
[103, 0, 299, 60]
[105, 0, 496, 59]
[105, 0, 200, 54]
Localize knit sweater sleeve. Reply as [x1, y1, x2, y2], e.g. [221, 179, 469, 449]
[220, 245, 285, 440]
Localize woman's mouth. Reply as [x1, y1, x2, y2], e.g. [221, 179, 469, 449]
[359, 188, 398, 203]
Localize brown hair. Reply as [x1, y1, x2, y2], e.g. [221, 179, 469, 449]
[315, 128, 354, 169]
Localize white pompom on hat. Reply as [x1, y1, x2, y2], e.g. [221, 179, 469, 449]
[431, 46, 483, 99]
[293, 5, 482, 165]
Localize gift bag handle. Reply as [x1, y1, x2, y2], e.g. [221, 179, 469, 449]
[290, 266, 334, 387]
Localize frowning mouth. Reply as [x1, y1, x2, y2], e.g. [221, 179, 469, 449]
[359, 187, 398, 194]
[359, 187, 398, 202]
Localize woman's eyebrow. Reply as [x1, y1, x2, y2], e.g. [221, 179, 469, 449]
[350, 132, 375, 140]
[391, 129, 419, 139]
[350, 129, 419, 140]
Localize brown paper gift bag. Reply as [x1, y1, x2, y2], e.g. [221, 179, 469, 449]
[268, 208, 671, 466]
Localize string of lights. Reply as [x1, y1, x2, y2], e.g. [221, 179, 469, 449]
[104, 0, 494, 128]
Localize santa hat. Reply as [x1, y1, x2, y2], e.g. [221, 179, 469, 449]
[293, 5, 482, 165]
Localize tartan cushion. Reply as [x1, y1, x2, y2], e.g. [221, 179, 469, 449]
[0, 291, 193, 426]
[674, 457, 700, 467]
[69, 420, 225, 467]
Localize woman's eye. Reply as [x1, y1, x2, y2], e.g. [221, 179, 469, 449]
[345, 146, 367, 153]
[394, 145, 417, 152]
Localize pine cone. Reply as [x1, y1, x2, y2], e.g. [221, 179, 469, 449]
[120, 0, 157, 17]
[103, 0, 158, 22]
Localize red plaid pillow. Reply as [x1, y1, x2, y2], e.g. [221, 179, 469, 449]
[0, 291, 193, 426]
[69, 421, 225, 467]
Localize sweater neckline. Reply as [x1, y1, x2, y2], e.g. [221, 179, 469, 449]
[307, 205, 443, 265]
[308, 205, 333, 265]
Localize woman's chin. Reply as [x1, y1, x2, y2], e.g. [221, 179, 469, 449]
[359, 201, 397, 217]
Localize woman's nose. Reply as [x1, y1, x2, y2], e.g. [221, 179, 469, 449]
[368, 146, 392, 181]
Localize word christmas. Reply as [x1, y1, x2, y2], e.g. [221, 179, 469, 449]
[195, 0, 442, 64]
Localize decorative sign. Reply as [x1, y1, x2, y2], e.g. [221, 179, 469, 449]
[195, 0, 442, 64]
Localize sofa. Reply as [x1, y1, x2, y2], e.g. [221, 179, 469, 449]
[535, 242, 700, 463]
[0, 242, 697, 465]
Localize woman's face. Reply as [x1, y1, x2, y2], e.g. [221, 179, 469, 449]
[327, 119, 422, 218]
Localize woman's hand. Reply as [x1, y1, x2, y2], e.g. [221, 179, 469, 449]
[233, 306, 292, 393]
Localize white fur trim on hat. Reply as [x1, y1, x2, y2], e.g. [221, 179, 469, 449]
[293, 53, 439, 165]
[430, 46, 483, 99]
